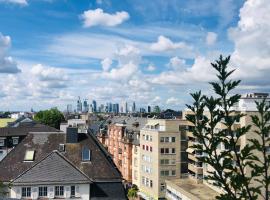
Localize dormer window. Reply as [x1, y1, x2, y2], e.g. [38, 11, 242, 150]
[0, 138, 5, 147]
[82, 147, 91, 161]
[24, 150, 35, 161]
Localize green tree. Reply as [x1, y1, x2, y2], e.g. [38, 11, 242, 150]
[186, 55, 269, 200]
[0, 181, 10, 197]
[127, 184, 138, 200]
[34, 108, 65, 129]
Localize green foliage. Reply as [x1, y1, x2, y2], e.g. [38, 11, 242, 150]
[0, 181, 10, 197]
[127, 184, 138, 199]
[34, 108, 64, 129]
[186, 55, 270, 200]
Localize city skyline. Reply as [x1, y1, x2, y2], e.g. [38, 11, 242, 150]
[0, 0, 269, 112]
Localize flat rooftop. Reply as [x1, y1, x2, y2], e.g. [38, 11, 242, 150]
[166, 178, 219, 200]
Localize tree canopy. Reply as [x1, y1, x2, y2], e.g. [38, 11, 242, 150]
[34, 108, 65, 129]
[186, 55, 270, 200]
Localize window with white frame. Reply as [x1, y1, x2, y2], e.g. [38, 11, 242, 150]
[22, 187, 31, 197]
[82, 146, 91, 161]
[55, 186, 64, 197]
[38, 186, 47, 197]
[0, 138, 5, 146]
[12, 137, 19, 145]
[71, 185, 75, 197]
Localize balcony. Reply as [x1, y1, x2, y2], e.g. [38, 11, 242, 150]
[188, 153, 198, 161]
[187, 131, 194, 138]
[188, 164, 203, 175]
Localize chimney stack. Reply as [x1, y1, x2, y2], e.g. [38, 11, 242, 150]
[66, 127, 78, 143]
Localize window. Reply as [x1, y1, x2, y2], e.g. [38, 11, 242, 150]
[82, 147, 91, 161]
[12, 137, 19, 145]
[160, 183, 165, 192]
[146, 145, 149, 151]
[55, 186, 64, 196]
[171, 159, 176, 165]
[266, 146, 270, 153]
[150, 180, 153, 188]
[160, 159, 169, 165]
[161, 170, 169, 176]
[149, 136, 152, 141]
[161, 148, 170, 154]
[160, 137, 165, 142]
[0, 139, 5, 147]
[38, 186, 47, 197]
[71, 186, 75, 197]
[171, 137, 175, 142]
[142, 145, 145, 150]
[165, 137, 169, 142]
[171, 148, 176, 154]
[22, 187, 31, 197]
[150, 146, 152, 152]
[24, 150, 35, 161]
[171, 170, 176, 176]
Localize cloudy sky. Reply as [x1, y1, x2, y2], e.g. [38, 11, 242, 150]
[0, 0, 269, 111]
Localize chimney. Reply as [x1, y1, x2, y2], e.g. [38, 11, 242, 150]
[66, 127, 78, 143]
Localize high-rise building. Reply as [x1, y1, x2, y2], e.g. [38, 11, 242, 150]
[67, 104, 72, 113]
[77, 96, 82, 113]
[112, 103, 119, 114]
[92, 100, 97, 112]
[139, 108, 146, 113]
[83, 99, 89, 113]
[136, 119, 188, 200]
[147, 106, 151, 113]
[132, 102, 136, 113]
[122, 102, 128, 113]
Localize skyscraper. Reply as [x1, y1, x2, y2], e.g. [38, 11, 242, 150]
[77, 96, 82, 113]
[147, 105, 151, 113]
[67, 104, 72, 113]
[122, 102, 128, 113]
[92, 100, 97, 112]
[83, 99, 89, 113]
[112, 103, 119, 113]
[132, 102, 136, 113]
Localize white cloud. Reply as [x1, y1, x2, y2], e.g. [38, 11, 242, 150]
[150, 35, 192, 52]
[168, 56, 186, 71]
[0, 33, 21, 74]
[101, 58, 112, 71]
[81, 8, 129, 27]
[166, 97, 181, 105]
[30, 64, 68, 88]
[146, 64, 155, 71]
[229, 0, 270, 83]
[206, 32, 217, 45]
[151, 56, 214, 85]
[0, 0, 27, 5]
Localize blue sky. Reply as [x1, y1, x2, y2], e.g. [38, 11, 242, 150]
[0, 0, 269, 111]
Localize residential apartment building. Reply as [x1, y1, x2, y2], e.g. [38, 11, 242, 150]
[165, 93, 270, 200]
[97, 116, 146, 183]
[0, 127, 126, 200]
[137, 119, 188, 200]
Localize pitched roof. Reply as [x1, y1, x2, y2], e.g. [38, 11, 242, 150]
[13, 151, 90, 185]
[0, 132, 121, 182]
[0, 122, 60, 137]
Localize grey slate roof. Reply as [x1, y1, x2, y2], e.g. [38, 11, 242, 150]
[13, 151, 90, 185]
[0, 122, 60, 137]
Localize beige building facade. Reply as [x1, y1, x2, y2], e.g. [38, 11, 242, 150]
[137, 119, 188, 200]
